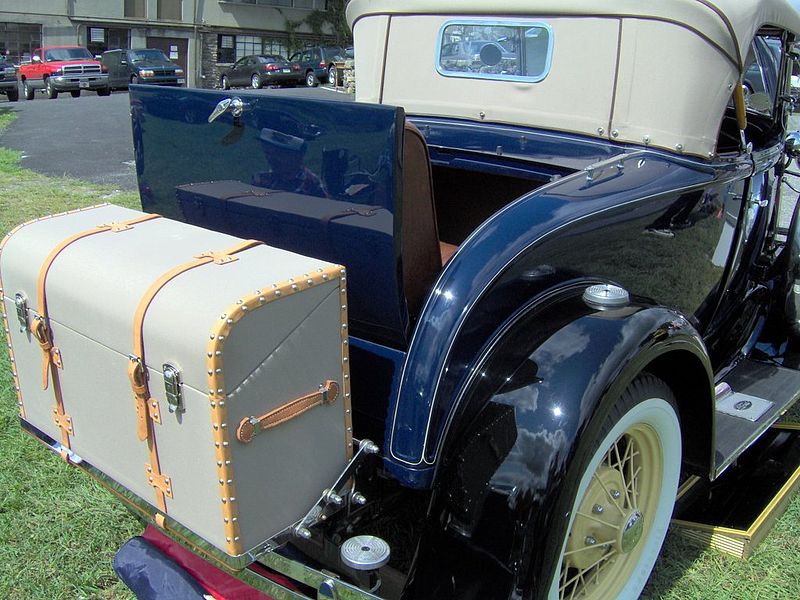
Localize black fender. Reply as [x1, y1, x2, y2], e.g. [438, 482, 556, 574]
[777, 185, 800, 337]
[402, 285, 713, 599]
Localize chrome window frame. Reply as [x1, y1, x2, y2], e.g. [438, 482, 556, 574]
[435, 19, 554, 83]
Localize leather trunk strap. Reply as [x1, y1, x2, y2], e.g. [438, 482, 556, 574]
[34, 212, 161, 450]
[128, 238, 261, 511]
[236, 380, 340, 444]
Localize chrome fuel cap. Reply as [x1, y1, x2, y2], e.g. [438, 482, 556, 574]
[340, 535, 391, 571]
[583, 284, 630, 309]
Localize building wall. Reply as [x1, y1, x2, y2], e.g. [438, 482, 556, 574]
[0, 1, 338, 87]
[197, 1, 334, 89]
[202, 1, 326, 32]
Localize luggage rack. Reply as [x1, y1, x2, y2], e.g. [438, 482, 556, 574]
[23, 419, 388, 599]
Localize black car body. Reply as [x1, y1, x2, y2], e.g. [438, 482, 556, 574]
[102, 49, 185, 89]
[0, 57, 18, 101]
[219, 54, 302, 89]
[289, 46, 348, 87]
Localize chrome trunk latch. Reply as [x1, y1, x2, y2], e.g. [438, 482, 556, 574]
[162, 363, 184, 414]
[14, 293, 29, 333]
[208, 97, 246, 124]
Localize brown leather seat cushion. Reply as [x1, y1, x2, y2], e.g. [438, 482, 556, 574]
[402, 122, 446, 319]
[439, 241, 458, 265]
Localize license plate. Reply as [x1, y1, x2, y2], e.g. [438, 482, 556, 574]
[177, 78, 185, 84]
[79, 81, 89, 88]
[282, 69, 291, 73]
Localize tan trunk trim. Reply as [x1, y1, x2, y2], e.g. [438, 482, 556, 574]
[206, 264, 351, 557]
[130, 239, 262, 515]
[0, 204, 111, 421]
[236, 380, 340, 443]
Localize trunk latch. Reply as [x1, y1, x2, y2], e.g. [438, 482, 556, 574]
[162, 363, 184, 414]
[14, 293, 29, 333]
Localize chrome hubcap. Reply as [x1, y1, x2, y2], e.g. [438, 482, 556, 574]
[618, 509, 644, 553]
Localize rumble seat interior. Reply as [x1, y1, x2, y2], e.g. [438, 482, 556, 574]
[402, 121, 458, 318]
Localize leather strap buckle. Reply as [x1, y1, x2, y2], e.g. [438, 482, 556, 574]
[128, 358, 152, 441]
[33, 317, 63, 389]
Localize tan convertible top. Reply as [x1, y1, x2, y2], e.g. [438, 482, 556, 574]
[347, 0, 800, 70]
[346, 0, 800, 157]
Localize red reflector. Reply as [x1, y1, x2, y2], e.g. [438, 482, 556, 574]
[319, 62, 326, 68]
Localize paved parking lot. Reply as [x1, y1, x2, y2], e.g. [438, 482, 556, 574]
[0, 91, 137, 189]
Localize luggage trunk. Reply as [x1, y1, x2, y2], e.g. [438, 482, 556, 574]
[0, 203, 352, 564]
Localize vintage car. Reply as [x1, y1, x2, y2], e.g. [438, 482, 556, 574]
[4, 1, 800, 599]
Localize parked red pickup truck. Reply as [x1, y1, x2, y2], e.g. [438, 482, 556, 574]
[18, 46, 110, 99]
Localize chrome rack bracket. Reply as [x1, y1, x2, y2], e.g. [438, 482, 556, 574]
[293, 438, 379, 539]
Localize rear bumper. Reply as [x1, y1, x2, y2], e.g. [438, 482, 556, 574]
[263, 72, 304, 86]
[127, 526, 385, 600]
[116, 526, 284, 600]
[23, 420, 382, 600]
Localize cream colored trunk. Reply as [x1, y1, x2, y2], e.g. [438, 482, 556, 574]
[0, 204, 351, 559]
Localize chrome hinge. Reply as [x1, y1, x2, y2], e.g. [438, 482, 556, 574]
[163, 363, 184, 414]
[14, 293, 29, 333]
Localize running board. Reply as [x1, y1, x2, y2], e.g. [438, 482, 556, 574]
[714, 359, 800, 478]
[673, 423, 800, 559]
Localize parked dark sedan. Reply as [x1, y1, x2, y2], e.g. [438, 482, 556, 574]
[289, 46, 348, 87]
[219, 55, 302, 89]
[102, 49, 185, 89]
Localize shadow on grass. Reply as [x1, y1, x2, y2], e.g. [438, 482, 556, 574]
[643, 532, 708, 598]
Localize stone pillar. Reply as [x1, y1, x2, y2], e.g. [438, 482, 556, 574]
[200, 31, 221, 89]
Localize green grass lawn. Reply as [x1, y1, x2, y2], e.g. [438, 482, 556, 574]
[0, 108, 141, 599]
[1, 107, 800, 598]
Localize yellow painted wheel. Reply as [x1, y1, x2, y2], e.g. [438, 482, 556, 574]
[553, 375, 681, 600]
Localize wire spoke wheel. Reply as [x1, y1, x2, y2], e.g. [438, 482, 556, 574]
[551, 376, 681, 600]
